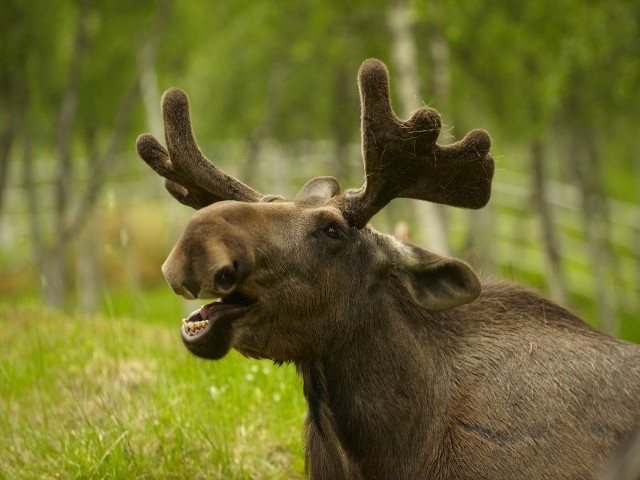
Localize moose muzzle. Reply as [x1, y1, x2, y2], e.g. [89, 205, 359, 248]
[161, 232, 254, 300]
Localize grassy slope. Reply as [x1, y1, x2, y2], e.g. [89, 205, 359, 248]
[0, 305, 306, 479]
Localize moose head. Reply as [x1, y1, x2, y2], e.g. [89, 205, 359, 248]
[136, 58, 494, 363]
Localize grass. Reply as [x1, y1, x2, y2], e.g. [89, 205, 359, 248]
[0, 302, 307, 479]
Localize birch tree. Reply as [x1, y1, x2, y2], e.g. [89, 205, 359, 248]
[388, 0, 449, 254]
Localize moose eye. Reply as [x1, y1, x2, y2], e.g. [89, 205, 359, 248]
[324, 223, 346, 240]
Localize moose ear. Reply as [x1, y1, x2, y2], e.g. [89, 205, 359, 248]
[296, 177, 341, 204]
[399, 245, 481, 311]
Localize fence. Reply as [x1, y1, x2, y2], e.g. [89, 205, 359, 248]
[1, 141, 638, 337]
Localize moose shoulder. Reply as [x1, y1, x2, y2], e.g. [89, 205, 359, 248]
[137, 59, 640, 479]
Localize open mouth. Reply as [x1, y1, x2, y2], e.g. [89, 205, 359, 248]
[181, 291, 255, 359]
[182, 292, 253, 336]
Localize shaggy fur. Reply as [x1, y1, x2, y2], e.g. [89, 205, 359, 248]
[297, 280, 640, 479]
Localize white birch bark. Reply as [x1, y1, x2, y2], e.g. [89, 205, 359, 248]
[388, 0, 449, 254]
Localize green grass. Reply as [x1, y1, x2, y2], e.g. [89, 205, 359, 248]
[0, 304, 306, 479]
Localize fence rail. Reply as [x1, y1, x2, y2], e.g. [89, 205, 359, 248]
[1, 141, 638, 336]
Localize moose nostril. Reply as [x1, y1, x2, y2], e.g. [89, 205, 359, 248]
[182, 279, 200, 298]
[214, 266, 236, 292]
[233, 259, 251, 284]
[213, 259, 252, 293]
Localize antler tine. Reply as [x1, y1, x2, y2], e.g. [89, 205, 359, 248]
[342, 59, 495, 229]
[136, 88, 263, 209]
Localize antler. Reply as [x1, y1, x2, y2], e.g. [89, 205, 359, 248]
[341, 59, 495, 228]
[137, 60, 494, 224]
[136, 88, 263, 209]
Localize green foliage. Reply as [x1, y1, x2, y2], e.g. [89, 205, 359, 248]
[77, 1, 155, 128]
[3, 0, 638, 198]
[162, 1, 390, 142]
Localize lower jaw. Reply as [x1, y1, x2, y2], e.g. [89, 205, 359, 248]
[181, 312, 244, 360]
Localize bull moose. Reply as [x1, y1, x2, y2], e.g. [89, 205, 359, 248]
[136, 59, 640, 479]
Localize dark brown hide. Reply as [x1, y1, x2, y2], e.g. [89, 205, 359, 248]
[298, 280, 640, 480]
[162, 192, 640, 479]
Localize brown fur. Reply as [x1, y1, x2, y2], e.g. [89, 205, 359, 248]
[161, 195, 640, 479]
[298, 280, 640, 479]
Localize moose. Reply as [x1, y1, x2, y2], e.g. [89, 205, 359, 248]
[137, 59, 640, 479]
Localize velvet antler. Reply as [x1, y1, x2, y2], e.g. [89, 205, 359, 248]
[136, 88, 263, 209]
[341, 59, 494, 228]
[137, 60, 494, 224]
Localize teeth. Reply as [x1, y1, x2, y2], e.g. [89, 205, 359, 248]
[182, 318, 209, 336]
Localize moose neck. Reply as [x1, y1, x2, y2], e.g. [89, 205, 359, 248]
[297, 282, 458, 477]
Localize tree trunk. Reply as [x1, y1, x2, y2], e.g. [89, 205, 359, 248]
[586, 135, 615, 335]
[0, 120, 13, 218]
[74, 129, 102, 313]
[425, 0, 451, 121]
[242, 61, 288, 187]
[569, 127, 615, 335]
[0, 113, 17, 244]
[530, 139, 568, 306]
[138, 0, 173, 139]
[0, 82, 25, 226]
[76, 212, 102, 313]
[47, 0, 91, 309]
[388, 0, 449, 253]
[463, 205, 495, 274]
[139, 43, 164, 140]
[22, 115, 48, 301]
[332, 63, 352, 185]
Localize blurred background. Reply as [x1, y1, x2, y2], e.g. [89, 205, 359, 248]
[1, 0, 639, 340]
